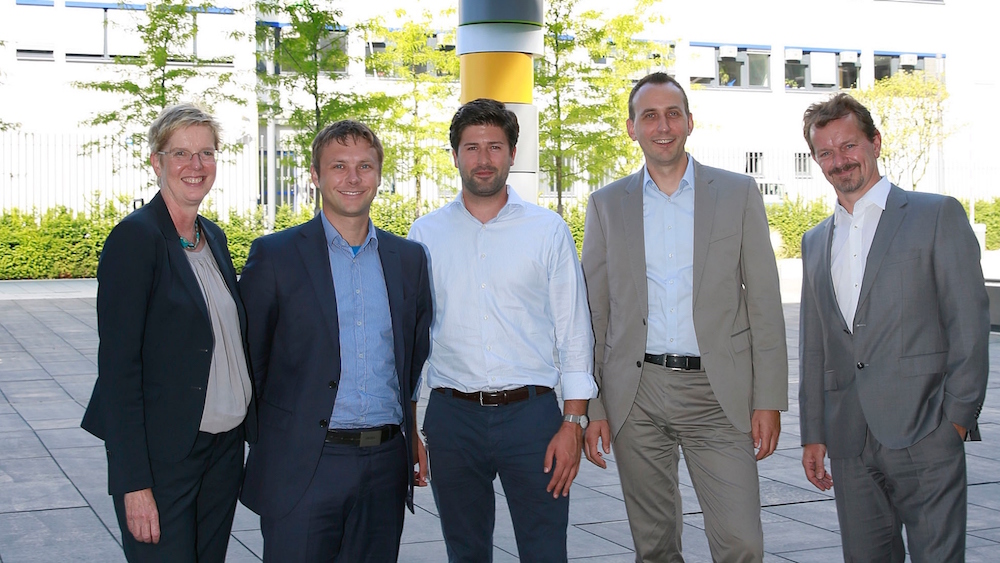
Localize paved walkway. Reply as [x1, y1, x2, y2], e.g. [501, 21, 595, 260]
[1, 259, 1000, 561]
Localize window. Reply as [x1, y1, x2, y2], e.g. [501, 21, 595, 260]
[874, 53, 945, 81]
[795, 153, 812, 178]
[745, 152, 764, 177]
[689, 44, 770, 89]
[784, 49, 860, 90]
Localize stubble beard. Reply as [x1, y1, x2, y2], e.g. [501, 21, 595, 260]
[461, 167, 507, 199]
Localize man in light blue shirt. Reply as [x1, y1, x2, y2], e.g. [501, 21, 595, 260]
[582, 73, 788, 562]
[409, 98, 597, 563]
[240, 120, 432, 561]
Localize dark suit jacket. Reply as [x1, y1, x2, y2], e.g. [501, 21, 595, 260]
[82, 192, 257, 496]
[582, 159, 788, 437]
[799, 185, 989, 458]
[238, 216, 432, 519]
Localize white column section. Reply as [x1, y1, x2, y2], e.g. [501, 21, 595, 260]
[506, 103, 538, 204]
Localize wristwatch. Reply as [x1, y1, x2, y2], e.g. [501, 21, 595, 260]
[563, 414, 589, 429]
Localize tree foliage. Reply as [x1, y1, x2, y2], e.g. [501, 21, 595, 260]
[256, 0, 396, 211]
[74, 1, 244, 163]
[364, 8, 459, 212]
[536, 0, 670, 215]
[852, 70, 948, 191]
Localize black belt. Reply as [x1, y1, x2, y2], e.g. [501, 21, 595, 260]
[325, 424, 400, 447]
[644, 353, 701, 371]
[435, 385, 552, 406]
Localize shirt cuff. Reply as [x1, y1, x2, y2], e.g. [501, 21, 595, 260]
[560, 371, 598, 400]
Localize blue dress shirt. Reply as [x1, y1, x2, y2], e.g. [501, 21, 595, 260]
[321, 214, 402, 429]
[643, 155, 701, 356]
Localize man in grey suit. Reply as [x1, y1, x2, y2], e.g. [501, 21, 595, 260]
[582, 72, 788, 562]
[799, 93, 989, 562]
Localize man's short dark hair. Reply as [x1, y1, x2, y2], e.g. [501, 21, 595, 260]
[628, 72, 690, 121]
[311, 120, 384, 173]
[802, 93, 878, 156]
[449, 98, 519, 154]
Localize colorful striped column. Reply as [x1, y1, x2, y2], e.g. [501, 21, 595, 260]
[457, 0, 543, 203]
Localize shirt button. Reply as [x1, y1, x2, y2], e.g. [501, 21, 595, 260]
[481, 254, 486, 259]
[669, 280, 674, 285]
[481, 283, 486, 289]
[356, 320, 362, 326]
[358, 353, 364, 358]
[667, 225, 672, 230]
[487, 346, 492, 351]
[484, 315, 489, 320]
[668, 253, 673, 258]
[356, 289, 361, 294]
[669, 338, 674, 342]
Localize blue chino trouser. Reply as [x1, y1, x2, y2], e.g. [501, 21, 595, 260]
[424, 388, 569, 563]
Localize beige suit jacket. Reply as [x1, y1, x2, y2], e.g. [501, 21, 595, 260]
[582, 158, 788, 436]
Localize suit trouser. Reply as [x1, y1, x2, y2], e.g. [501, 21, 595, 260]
[424, 388, 568, 563]
[614, 363, 764, 563]
[259, 432, 408, 563]
[113, 426, 244, 563]
[830, 419, 967, 563]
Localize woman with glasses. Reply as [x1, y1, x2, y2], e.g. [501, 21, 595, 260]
[82, 103, 256, 562]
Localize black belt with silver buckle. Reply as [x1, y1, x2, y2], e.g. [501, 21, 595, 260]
[435, 385, 553, 406]
[644, 353, 701, 371]
[325, 424, 400, 447]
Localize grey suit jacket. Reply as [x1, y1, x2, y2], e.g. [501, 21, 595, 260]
[799, 185, 989, 458]
[582, 158, 788, 437]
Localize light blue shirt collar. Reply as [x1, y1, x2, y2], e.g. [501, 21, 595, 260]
[320, 212, 378, 252]
[642, 154, 695, 196]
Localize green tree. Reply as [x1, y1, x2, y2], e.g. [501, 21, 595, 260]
[852, 70, 948, 191]
[536, 0, 670, 215]
[365, 8, 459, 214]
[256, 0, 395, 212]
[75, 1, 244, 163]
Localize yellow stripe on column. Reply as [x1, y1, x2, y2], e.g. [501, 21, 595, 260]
[460, 52, 534, 104]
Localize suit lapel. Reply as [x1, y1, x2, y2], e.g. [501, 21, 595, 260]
[297, 216, 341, 349]
[856, 185, 907, 314]
[691, 159, 716, 307]
[150, 193, 210, 325]
[814, 216, 846, 329]
[622, 172, 648, 317]
[377, 231, 407, 389]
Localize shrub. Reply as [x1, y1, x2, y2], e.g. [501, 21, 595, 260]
[765, 197, 830, 258]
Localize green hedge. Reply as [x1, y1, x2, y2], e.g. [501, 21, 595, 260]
[765, 197, 831, 259]
[2, 195, 994, 280]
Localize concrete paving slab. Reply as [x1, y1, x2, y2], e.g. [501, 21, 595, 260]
[0, 508, 126, 563]
[0, 430, 48, 460]
[0, 457, 86, 512]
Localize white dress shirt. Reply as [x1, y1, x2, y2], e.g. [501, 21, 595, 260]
[408, 188, 598, 401]
[831, 176, 891, 331]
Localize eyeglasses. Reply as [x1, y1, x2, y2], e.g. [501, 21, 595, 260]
[157, 149, 217, 163]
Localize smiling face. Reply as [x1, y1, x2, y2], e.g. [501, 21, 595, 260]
[809, 113, 882, 208]
[150, 124, 216, 209]
[452, 123, 516, 201]
[312, 135, 381, 223]
[626, 81, 694, 171]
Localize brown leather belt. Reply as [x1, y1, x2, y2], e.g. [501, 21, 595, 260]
[325, 424, 400, 447]
[434, 385, 553, 406]
[644, 353, 702, 371]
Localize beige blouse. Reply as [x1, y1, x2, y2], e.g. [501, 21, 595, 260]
[185, 244, 253, 434]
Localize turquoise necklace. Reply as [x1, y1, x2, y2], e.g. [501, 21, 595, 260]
[179, 220, 201, 250]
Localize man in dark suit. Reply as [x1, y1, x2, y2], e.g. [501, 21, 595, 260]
[239, 120, 432, 561]
[582, 73, 787, 562]
[799, 93, 989, 561]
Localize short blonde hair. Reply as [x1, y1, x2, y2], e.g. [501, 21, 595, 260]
[148, 103, 221, 155]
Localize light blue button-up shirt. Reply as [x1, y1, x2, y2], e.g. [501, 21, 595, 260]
[643, 155, 701, 356]
[408, 188, 598, 400]
[321, 214, 402, 429]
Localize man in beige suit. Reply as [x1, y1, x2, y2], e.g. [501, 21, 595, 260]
[582, 72, 788, 562]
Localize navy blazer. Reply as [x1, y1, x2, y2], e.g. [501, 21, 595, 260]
[82, 192, 257, 496]
[238, 216, 432, 519]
